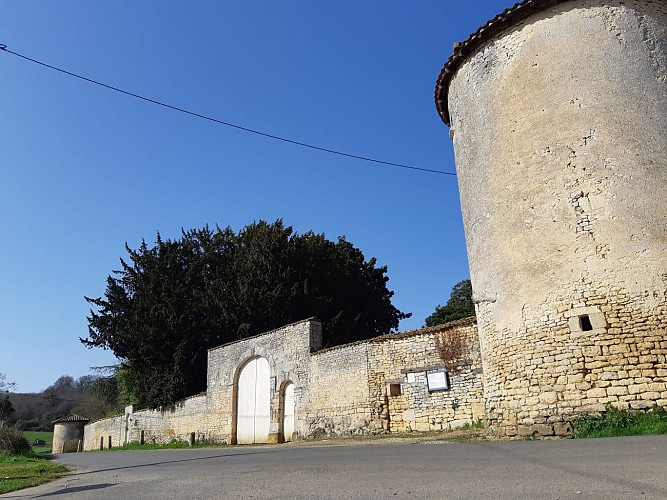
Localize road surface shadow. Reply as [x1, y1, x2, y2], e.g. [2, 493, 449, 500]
[35, 483, 116, 497]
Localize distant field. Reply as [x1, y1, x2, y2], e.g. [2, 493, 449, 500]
[22, 431, 53, 454]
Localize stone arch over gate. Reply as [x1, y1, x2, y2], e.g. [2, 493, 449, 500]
[232, 355, 271, 445]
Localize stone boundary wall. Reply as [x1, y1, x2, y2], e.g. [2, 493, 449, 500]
[127, 394, 210, 445]
[83, 317, 485, 449]
[301, 316, 485, 437]
[367, 317, 484, 433]
[83, 395, 211, 451]
[83, 413, 126, 450]
[306, 342, 373, 437]
[84, 319, 319, 450]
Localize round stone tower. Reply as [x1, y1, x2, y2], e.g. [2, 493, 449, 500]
[435, 0, 666, 437]
[52, 414, 89, 453]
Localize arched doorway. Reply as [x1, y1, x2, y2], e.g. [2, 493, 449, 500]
[282, 382, 295, 442]
[236, 356, 270, 444]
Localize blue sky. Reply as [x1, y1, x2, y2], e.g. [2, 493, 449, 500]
[1, 0, 515, 393]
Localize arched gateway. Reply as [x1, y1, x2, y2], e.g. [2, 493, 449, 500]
[282, 381, 295, 442]
[236, 356, 270, 444]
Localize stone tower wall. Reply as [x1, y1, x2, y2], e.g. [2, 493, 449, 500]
[52, 421, 86, 453]
[444, 0, 667, 435]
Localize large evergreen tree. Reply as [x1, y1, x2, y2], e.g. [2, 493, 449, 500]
[424, 279, 475, 327]
[82, 220, 409, 408]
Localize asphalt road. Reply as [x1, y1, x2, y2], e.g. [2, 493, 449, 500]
[2, 435, 666, 499]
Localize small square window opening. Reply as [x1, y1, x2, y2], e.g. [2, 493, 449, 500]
[388, 383, 402, 396]
[579, 315, 593, 331]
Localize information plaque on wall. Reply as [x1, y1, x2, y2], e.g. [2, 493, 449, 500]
[426, 369, 449, 392]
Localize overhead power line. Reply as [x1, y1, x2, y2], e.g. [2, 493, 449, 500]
[0, 44, 456, 177]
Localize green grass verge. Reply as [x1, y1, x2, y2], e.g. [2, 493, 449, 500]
[102, 438, 224, 451]
[0, 452, 68, 494]
[22, 431, 53, 454]
[459, 420, 485, 431]
[110, 440, 191, 451]
[573, 405, 667, 438]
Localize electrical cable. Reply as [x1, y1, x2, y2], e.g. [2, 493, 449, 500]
[0, 44, 456, 176]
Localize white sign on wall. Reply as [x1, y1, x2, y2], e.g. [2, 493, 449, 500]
[426, 369, 449, 392]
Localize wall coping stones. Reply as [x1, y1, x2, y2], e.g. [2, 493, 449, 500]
[208, 317, 318, 354]
[368, 316, 477, 343]
[311, 316, 477, 355]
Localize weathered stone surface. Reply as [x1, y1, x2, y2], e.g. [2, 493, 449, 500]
[553, 422, 573, 436]
[84, 318, 484, 450]
[444, 0, 667, 436]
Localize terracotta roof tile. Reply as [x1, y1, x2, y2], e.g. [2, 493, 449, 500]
[51, 414, 90, 424]
[435, 0, 568, 125]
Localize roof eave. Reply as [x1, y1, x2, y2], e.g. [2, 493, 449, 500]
[434, 0, 569, 126]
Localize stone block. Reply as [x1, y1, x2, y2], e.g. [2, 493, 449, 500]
[628, 384, 649, 394]
[606, 386, 628, 396]
[415, 422, 430, 432]
[630, 401, 655, 410]
[586, 388, 607, 398]
[540, 392, 558, 404]
[518, 424, 554, 437]
[553, 422, 573, 436]
[504, 425, 518, 437]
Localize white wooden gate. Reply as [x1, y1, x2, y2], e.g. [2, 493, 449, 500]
[283, 382, 295, 442]
[236, 357, 270, 444]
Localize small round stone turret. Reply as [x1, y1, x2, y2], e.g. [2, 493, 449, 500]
[436, 0, 666, 436]
[52, 414, 89, 453]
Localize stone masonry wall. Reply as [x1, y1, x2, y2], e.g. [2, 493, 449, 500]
[84, 319, 320, 450]
[83, 413, 126, 451]
[205, 318, 321, 443]
[477, 278, 667, 437]
[83, 317, 484, 449]
[367, 317, 484, 433]
[305, 342, 373, 437]
[445, 0, 667, 436]
[84, 395, 210, 451]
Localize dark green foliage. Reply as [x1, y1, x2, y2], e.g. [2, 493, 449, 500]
[424, 279, 475, 327]
[573, 405, 667, 438]
[87, 374, 121, 408]
[82, 220, 409, 408]
[13, 420, 41, 432]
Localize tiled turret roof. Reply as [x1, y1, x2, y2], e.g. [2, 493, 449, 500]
[435, 0, 568, 125]
[51, 414, 90, 424]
